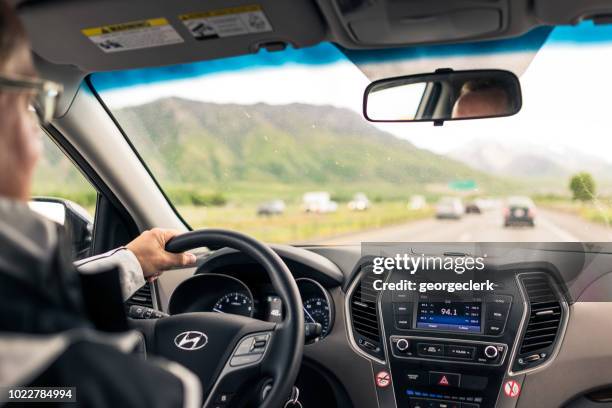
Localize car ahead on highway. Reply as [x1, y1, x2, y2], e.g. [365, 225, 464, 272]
[257, 199, 286, 216]
[302, 192, 338, 213]
[465, 200, 482, 214]
[14, 1, 612, 407]
[348, 193, 370, 211]
[435, 197, 464, 219]
[504, 196, 536, 227]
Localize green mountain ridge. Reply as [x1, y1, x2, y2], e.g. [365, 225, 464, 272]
[110, 97, 505, 196]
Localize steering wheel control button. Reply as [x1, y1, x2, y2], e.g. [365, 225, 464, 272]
[234, 337, 255, 356]
[230, 333, 271, 366]
[445, 345, 475, 360]
[429, 372, 460, 388]
[417, 343, 444, 357]
[230, 353, 263, 367]
[214, 392, 233, 404]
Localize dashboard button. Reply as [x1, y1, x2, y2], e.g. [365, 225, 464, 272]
[487, 305, 509, 321]
[395, 314, 411, 329]
[429, 372, 460, 387]
[445, 345, 475, 360]
[461, 374, 488, 391]
[432, 401, 460, 408]
[405, 370, 427, 386]
[408, 399, 428, 408]
[418, 343, 444, 357]
[484, 345, 499, 359]
[487, 294, 512, 305]
[485, 321, 504, 335]
[396, 338, 410, 351]
[393, 291, 411, 301]
[393, 302, 411, 314]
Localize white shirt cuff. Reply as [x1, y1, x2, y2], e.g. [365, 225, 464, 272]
[75, 248, 146, 301]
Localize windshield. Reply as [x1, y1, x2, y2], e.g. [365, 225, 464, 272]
[91, 22, 612, 244]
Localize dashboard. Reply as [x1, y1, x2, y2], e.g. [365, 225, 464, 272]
[146, 243, 612, 408]
[168, 273, 334, 343]
[165, 247, 340, 345]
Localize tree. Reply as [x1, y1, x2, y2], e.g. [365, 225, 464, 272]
[569, 172, 596, 201]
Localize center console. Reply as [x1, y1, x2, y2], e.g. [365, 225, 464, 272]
[380, 271, 523, 408]
[347, 262, 570, 408]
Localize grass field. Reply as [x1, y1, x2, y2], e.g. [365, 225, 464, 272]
[178, 202, 434, 243]
[535, 196, 612, 227]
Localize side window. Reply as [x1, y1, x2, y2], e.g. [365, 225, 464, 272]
[30, 134, 98, 260]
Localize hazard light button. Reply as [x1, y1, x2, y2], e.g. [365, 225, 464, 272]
[429, 371, 460, 387]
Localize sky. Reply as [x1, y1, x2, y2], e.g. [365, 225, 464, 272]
[96, 28, 612, 164]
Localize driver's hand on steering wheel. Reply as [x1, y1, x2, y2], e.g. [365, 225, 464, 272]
[126, 228, 197, 282]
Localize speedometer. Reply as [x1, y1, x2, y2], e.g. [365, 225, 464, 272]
[213, 292, 253, 317]
[303, 297, 331, 337]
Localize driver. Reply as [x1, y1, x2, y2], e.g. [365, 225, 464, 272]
[0, 1, 202, 406]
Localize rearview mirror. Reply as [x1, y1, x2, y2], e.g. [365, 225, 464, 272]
[363, 69, 521, 125]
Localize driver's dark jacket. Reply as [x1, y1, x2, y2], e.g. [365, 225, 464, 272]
[0, 199, 200, 408]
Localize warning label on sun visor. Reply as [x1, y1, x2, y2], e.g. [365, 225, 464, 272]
[179, 5, 272, 41]
[82, 18, 184, 53]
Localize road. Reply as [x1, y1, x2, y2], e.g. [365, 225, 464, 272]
[323, 208, 612, 244]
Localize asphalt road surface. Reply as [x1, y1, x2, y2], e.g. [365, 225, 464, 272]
[323, 208, 612, 244]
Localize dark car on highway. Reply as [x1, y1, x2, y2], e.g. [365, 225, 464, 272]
[504, 196, 536, 227]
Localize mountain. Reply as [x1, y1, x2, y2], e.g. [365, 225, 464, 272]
[111, 98, 505, 195]
[448, 139, 612, 186]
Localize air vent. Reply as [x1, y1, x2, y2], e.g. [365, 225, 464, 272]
[125, 283, 154, 309]
[349, 265, 384, 360]
[514, 273, 564, 371]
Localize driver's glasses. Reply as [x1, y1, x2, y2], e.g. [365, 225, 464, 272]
[0, 74, 62, 124]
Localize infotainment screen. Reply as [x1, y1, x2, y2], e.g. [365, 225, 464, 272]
[416, 300, 482, 333]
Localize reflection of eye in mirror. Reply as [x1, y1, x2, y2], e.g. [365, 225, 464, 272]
[364, 69, 522, 124]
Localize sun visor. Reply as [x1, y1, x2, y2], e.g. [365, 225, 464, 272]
[17, 0, 326, 72]
[534, 0, 612, 24]
[328, 0, 513, 47]
[340, 27, 552, 81]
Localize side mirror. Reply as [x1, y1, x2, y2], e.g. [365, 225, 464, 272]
[363, 69, 522, 125]
[29, 197, 94, 260]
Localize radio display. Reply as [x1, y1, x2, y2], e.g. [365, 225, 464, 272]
[416, 300, 482, 333]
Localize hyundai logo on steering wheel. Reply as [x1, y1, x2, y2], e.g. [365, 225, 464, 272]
[174, 331, 208, 351]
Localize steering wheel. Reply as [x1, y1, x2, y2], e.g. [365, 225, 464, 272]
[153, 229, 304, 408]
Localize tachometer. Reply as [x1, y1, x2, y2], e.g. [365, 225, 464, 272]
[303, 297, 331, 337]
[213, 292, 253, 317]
